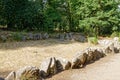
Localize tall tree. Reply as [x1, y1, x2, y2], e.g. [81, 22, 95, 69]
[74, 0, 120, 36]
[2, 0, 44, 31]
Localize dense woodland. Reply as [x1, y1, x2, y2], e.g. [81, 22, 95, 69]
[0, 0, 120, 36]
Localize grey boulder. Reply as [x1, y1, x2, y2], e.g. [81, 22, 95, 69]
[56, 57, 71, 71]
[5, 66, 42, 80]
[71, 51, 87, 69]
[16, 66, 41, 80]
[5, 71, 15, 80]
[40, 57, 57, 78]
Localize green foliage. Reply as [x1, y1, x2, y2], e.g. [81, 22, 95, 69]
[0, 0, 120, 35]
[111, 31, 120, 38]
[76, 0, 120, 36]
[88, 37, 98, 45]
[1, 0, 44, 31]
[11, 33, 23, 41]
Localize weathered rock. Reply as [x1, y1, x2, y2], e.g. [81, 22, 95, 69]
[0, 78, 4, 80]
[15, 66, 41, 80]
[40, 57, 57, 78]
[98, 40, 111, 46]
[54, 33, 60, 39]
[56, 57, 71, 71]
[28, 33, 33, 40]
[96, 48, 106, 57]
[71, 51, 87, 69]
[104, 42, 114, 54]
[85, 48, 94, 63]
[73, 33, 86, 42]
[94, 49, 103, 59]
[49, 57, 57, 75]
[42, 33, 49, 39]
[59, 33, 65, 41]
[114, 46, 120, 53]
[113, 37, 119, 42]
[79, 35, 87, 42]
[89, 47, 105, 61]
[40, 58, 52, 77]
[98, 40, 115, 54]
[65, 33, 70, 40]
[22, 36, 27, 41]
[68, 32, 73, 40]
[0, 35, 7, 42]
[33, 33, 41, 40]
[5, 71, 15, 80]
[39, 33, 43, 40]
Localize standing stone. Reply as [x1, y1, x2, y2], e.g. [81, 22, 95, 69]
[15, 66, 41, 80]
[22, 36, 26, 41]
[40, 57, 57, 78]
[94, 49, 102, 59]
[114, 46, 120, 53]
[98, 40, 111, 46]
[56, 57, 71, 71]
[42, 33, 49, 39]
[65, 33, 70, 40]
[96, 48, 106, 57]
[55, 33, 60, 39]
[79, 35, 86, 42]
[28, 33, 33, 40]
[5, 71, 15, 80]
[49, 57, 57, 75]
[85, 48, 94, 63]
[90, 48, 101, 61]
[33, 34, 40, 40]
[68, 32, 73, 40]
[59, 33, 65, 41]
[39, 33, 43, 40]
[0, 78, 4, 80]
[71, 51, 87, 69]
[104, 42, 114, 54]
[113, 37, 119, 42]
[113, 37, 120, 53]
[40, 58, 52, 78]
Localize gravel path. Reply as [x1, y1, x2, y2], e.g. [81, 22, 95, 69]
[47, 53, 120, 80]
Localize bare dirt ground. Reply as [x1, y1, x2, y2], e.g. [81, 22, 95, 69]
[0, 39, 120, 80]
[0, 39, 94, 78]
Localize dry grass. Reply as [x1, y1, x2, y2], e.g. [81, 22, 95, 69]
[0, 39, 95, 78]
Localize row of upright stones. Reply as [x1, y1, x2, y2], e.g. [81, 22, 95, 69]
[4, 37, 120, 80]
[0, 33, 49, 42]
[0, 32, 87, 42]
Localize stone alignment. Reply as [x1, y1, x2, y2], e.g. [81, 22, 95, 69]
[5, 37, 120, 80]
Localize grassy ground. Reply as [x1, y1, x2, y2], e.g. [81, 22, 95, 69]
[0, 39, 95, 78]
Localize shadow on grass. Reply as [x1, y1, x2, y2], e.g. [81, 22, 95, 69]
[0, 39, 82, 50]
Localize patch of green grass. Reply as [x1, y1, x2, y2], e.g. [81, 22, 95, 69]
[11, 32, 23, 41]
[111, 32, 119, 38]
[88, 37, 98, 45]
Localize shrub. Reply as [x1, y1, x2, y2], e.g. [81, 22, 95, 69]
[111, 32, 119, 38]
[11, 33, 23, 41]
[88, 37, 98, 45]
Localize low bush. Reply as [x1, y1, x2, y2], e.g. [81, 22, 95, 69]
[11, 33, 23, 41]
[88, 37, 98, 45]
[111, 32, 119, 38]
